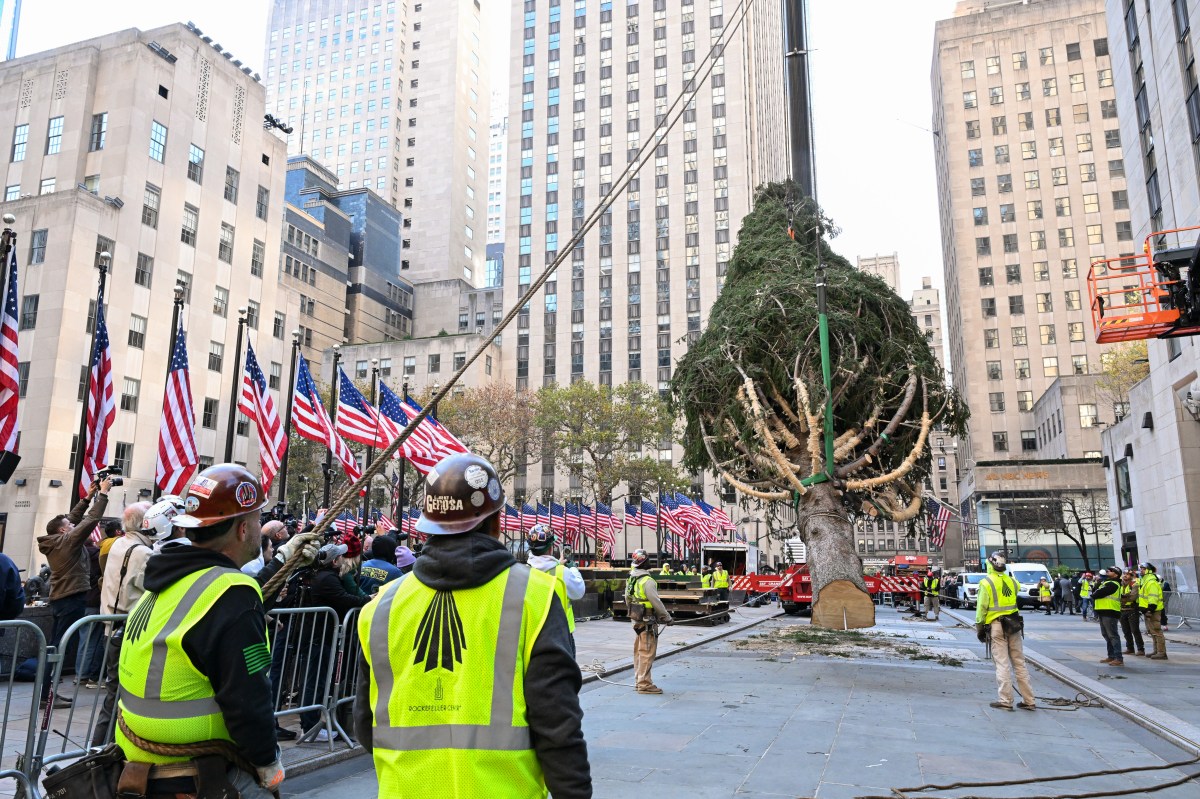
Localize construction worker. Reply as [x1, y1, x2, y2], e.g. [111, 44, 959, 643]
[1093, 566, 1124, 665]
[659, 561, 672, 576]
[713, 561, 730, 602]
[1037, 578, 1053, 615]
[526, 523, 585, 656]
[700, 567, 713, 589]
[975, 552, 1036, 711]
[1079, 572, 1093, 620]
[115, 464, 285, 799]
[626, 548, 672, 694]
[1119, 569, 1145, 657]
[920, 567, 942, 620]
[353, 453, 591, 798]
[1139, 562, 1167, 659]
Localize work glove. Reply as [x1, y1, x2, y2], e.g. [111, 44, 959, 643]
[274, 531, 322, 567]
[1146, 604, 1158, 613]
[975, 623, 988, 643]
[257, 759, 285, 791]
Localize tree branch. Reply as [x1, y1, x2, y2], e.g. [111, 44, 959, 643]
[835, 370, 918, 478]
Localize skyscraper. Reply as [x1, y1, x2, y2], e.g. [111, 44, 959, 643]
[263, 0, 489, 286]
[933, 0, 1128, 565]
[502, 0, 787, 501]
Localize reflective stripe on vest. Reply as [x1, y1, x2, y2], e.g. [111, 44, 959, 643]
[359, 564, 555, 798]
[117, 566, 260, 763]
[1094, 580, 1121, 613]
[552, 563, 576, 634]
[700, 573, 712, 589]
[1080, 580, 1091, 598]
[980, 575, 1018, 623]
[714, 569, 729, 589]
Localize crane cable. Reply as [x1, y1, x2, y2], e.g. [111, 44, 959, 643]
[264, 0, 763, 599]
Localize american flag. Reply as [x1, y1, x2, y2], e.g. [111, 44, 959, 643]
[501, 503, 525, 533]
[332, 511, 358, 535]
[377, 383, 442, 473]
[662, 531, 685, 558]
[372, 510, 396, 533]
[291, 355, 361, 482]
[399, 506, 417, 536]
[238, 342, 287, 492]
[624, 502, 641, 527]
[336, 368, 394, 448]
[521, 503, 538, 525]
[639, 500, 659, 529]
[78, 298, 115, 497]
[0, 240, 21, 452]
[403, 397, 468, 454]
[696, 498, 736, 531]
[594, 501, 621, 544]
[925, 497, 952, 549]
[407, 506, 428, 542]
[658, 494, 690, 537]
[154, 324, 199, 495]
[535, 503, 551, 525]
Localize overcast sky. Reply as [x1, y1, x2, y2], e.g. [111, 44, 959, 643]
[17, 0, 960, 297]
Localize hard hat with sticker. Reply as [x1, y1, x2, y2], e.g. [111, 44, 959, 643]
[464, 464, 488, 489]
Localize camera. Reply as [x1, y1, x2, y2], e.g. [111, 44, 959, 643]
[353, 523, 376, 536]
[95, 465, 124, 487]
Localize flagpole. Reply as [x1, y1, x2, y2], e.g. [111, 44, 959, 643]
[276, 330, 301, 507]
[153, 285, 187, 501]
[72, 252, 109, 498]
[322, 345, 342, 506]
[364, 359, 379, 524]
[223, 308, 247, 462]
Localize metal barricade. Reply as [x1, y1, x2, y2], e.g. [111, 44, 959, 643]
[266, 606, 344, 750]
[34, 614, 126, 775]
[1166, 591, 1198, 629]
[1, 619, 47, 798]
[328, 608, 362, 745]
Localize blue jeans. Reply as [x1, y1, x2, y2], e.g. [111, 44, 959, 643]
[75, 607, 105, 680]
[1098, 614, 1122, 661]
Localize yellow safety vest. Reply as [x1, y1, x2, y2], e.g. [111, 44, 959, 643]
[659, 565, 670, 575]
[700, 573, 713, 589]
[979, 573, 1019, 624]
[1139, 574, 1163, 609]
[713, 569, 729, 589]
[923, 577, 940, 593]
[1080, 580, 1091, 598]
[627, 572, 654, 608]
[117, 566, 263, 764]
[1094, 580, 1121, 613]
[1038, 583, 1052, 598]
[359, 565, 556, 799]
[552, 563, 576, 634]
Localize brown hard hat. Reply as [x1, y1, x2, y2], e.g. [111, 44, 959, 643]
[415, 453, 504, 535]
[174, 464, 270, 528]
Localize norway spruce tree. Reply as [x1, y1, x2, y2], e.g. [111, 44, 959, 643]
[673, 183, 967, 627]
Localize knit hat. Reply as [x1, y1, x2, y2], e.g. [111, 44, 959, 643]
[341, 531, 363, 559]
[395, 546, 416, 569]
[371, 535, 398, 563]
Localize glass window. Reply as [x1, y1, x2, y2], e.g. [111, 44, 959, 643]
[1086, 224, 1103, 244]
[403, 356, 416, 375]
[979, 267, 994, 286]
[29, 229, 48, 264]
[142, 184, 161, 228]
[966, 120, 980, 139]
[1009, 295, 1025, 314]
[963, 91, 978, 109]
[985, 329, 1000, 348]
[969, 149, 984, 167]
[45, 116, 64, 155]
[1055, 197, 1071, 217]
[993, 116, 1007, 135]
[1018, 112, 1033, 131]
[1116, 459, 1132, 509]
[989, 392, 1006, 412]
[987, 361, 1002, 380]
[1065, 290, 1081, 310]
[1014, 358, 1031, 378]
[1059, 227, 1074, 247]
[987, 56, 1001, 75]
[995, 144, 1010, 164]
[246, 300, 259, 330]
[1051, 167, 1067, 185]
[1036, 293, 1053, 313]
[1030, 230, 1045, 250]
[1016, 82, 1031, 101]
[1046, 108, 1061, 127]
[1079, 403, 1098, 426]
[1069, 73, 1085, 92]
[1079, 163, 1096, 182]
[208, 341, 224, 372]
[1039, 47, 1054, 65]
[981, 298, 997, 317]
[973, 206, 988, 225]
[1098, 68, 1113, 87]
[1012, 327, 1028, 346]
[971, 177, 986, 196]
[1000, 203, 1015, 222]
[18, 295, 38, 330]
[1043, 77, 1057, 96]
[1048, 135, 1064, 155]
[11, 123, 28, 161]
[961, 60, 975, 78]
[1040, 324, 1056, 344]
[1005, 264, 1021, 283]
[1022, 141, 1037, 159]
[1076, 133, 1092, 152]
[1043, 357, 1058, 377]
[977, 237, 991, 255]
[1062, 258, 1078, 278]
[1083, 193, 1100, 213]
[149, 121, 168, 162]
[989, 86, 1004, 105]
[993, 432, 1009, 452]
[213, 286, 228, 317]
[219, 223, 235, 263]
[128, 315, 147, 349]
[1027, 200, 1043, 219]
[1013, 51, 1027, 70]
[256, 186, 270, 220]
[1034, 261, 1050, 281]
[181, 204, 199, 246]
[120, 377, 140, 412]
[1068, 322, 1085, 341]
[224, 167, 240, 203]
[135, 253, 153, 287]
[1022, 431, 1038, 451]
[1017, 391, 1034, 411]
[1025, 170, 1040, 189]
[1073, 103, 1090, 123]
[1072, 355, 1089, 375]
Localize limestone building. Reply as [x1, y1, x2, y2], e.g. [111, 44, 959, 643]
[1099, 0, 1200, 591]
[933, 0, 1129, 566]
[0, 25, 291, 564]
[263, 0, 489, 287]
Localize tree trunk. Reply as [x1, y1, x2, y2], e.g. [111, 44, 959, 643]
[800, 482, 875, 629]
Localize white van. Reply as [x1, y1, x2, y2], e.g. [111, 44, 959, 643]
[1007, 563, 1053, 610]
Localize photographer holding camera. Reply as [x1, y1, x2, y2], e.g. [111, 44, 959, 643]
[36, 471, 113, 708]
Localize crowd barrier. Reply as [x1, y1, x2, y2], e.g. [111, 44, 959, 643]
[1167, 591, 1198, 629]
[0, 605, 371, 797]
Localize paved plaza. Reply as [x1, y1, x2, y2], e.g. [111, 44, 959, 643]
[281, 604, 1200, 798]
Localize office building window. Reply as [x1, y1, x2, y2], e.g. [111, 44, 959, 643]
[187, 145, 205, 182]
[149, 121, 168, 162]
[256, 186, 270, 219]
[128, 315, 147, 349]
[89, 113, 108, 151]
[18, 295, 38, 330]
[1043, 357, 1059, 377]
[120, 378, 140, 412]
[213, 287, 228, 317]
[29, 229, 48, 264]
[993, 432, 1008, 452]
[251, 239, 265, 277]
[202, 398, 218, 429]
[11, 124, 28, 161]
[181, 204, 199, 246]
[1017, 391, 1034, 412]
[1014, 358, 1030, 378]
[1021, 431, 1038, 451]
[45, 116, 64, 154]
[209, 341, 224, 372]
[219, 223, 235, 263]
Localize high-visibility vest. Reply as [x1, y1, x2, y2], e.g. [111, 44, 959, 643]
[1094, 580, 1121, 613]
[1038, 583, 1052, 599]
[627, 572, 654, 608]
[979, 573, 1019, 624]
[552, 563, 576, 633]
[923, 577, 940, 593]
[659, 565, 671, 575]
[1080, 580, 1091, 598]
[700, 573, 713, 589]
[1139, 574, 1163, 609]
[1119, 584, 1136, 609]
[359, 564, 556, 799]
[713, 569, 729, 589]
[117, 566, 262, 764]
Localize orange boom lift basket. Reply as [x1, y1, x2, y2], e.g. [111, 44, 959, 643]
[1087, 226, 1200, 343]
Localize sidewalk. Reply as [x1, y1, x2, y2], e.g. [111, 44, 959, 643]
[282, 606, 1200, 799]
[943, 605, 1200, 750]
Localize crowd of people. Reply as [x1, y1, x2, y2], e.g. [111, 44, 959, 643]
[2, 453, 594, 798]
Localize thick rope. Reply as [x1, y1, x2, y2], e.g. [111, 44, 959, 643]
[117, 712, 258, 776]
[262, 0, 763, 600]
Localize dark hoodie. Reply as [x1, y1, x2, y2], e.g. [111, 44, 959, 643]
[353, 532, 591, 799]
[137, 545, 277, 767]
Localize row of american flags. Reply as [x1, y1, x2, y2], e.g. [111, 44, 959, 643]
[22, 241, 469, 499]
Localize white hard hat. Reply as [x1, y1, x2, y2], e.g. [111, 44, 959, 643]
[143, 495, 185, 540]
[987, 552, 1007, 570]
